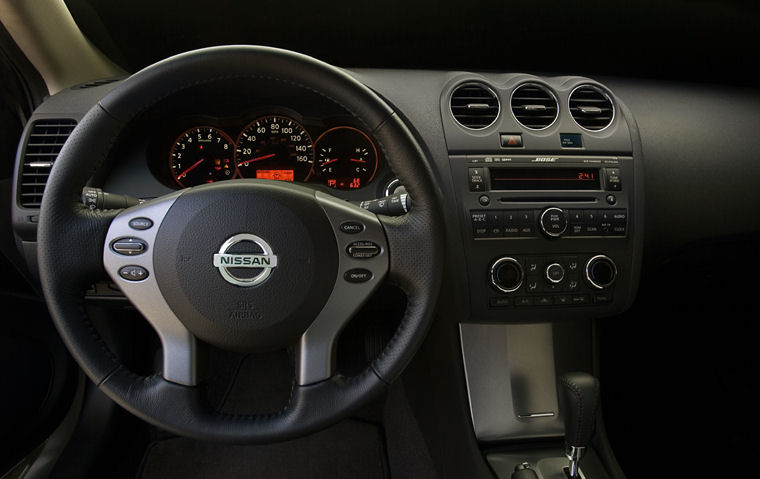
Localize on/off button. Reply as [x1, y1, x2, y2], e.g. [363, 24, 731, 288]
[539, 207, 568, 238]
[344, 268, 373, 283]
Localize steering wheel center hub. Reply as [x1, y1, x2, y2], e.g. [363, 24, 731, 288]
[152, 180, 338, 351]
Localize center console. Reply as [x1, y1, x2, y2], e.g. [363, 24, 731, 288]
[440, 73, 643, 479]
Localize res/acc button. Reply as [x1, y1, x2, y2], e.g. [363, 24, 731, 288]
[346, 241, 381, 259]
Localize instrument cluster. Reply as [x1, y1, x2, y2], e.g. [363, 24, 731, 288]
[164, 114, 381, 190]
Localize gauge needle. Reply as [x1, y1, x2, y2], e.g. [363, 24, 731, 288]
[238, 153, 276, 166]
[322, 158, 339, 165]
[177, 158, 204, 178]
[350, 158, 366, 163]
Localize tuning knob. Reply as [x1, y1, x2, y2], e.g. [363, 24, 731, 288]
[585, 255, 617, 289]
[539, 207, 568, 238]
[489, 257, 524, 293]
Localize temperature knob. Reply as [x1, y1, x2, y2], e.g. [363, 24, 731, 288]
[539, 207, 568, 238]
[489, 257, 524, 293]
[585, 255, 617, 289]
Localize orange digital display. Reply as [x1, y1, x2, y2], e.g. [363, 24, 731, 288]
[256, 170, 295, 181]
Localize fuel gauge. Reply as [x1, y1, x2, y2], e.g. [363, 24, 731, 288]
[314, 126, 378, 190]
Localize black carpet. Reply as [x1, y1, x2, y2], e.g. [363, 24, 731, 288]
[137, 419, 387, 479]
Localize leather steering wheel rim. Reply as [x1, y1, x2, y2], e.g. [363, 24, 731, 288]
[37, 46, 444, 443]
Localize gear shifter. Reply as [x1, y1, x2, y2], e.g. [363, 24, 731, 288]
[558, 372, 600, 478]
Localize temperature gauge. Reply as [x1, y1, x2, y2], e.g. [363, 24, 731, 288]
[314, 126, 378, 190]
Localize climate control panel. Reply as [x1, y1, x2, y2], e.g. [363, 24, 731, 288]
[487, 254, 617, 309]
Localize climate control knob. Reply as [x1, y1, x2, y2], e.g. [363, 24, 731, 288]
[585, 255, 617, 289]
[539, 207, 568, 238]
[489, 257, 524, 293]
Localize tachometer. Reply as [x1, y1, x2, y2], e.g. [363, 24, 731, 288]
[169, 127, 236, 187]
[235, 115, 314, 182]
[314, 126, 378, 189]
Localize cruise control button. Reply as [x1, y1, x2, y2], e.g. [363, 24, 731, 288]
[346, 241, 381, 258]
[344, 268, 373, 283]
[129, 217, 153, 230]
[111, 238, 148, 256]
[118, 265, 149, 282]
[339, 221, 365, 234]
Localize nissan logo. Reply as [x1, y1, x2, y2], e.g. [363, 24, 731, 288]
[213, 233, 278, 287]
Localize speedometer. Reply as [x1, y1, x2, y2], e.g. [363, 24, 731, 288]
[235, 115, 314, 182]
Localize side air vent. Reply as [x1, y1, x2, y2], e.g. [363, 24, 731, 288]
[569, 85, 615, 131]
[450, 83, 500, 129]
[510, 83, 558, 130]
[19, 119, 77, 208]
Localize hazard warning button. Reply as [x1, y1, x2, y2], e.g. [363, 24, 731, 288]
[500, 133, 523, 148]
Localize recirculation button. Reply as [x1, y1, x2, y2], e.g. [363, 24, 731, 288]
[111, 238, 148, 256]
[346, 241, 381, 259]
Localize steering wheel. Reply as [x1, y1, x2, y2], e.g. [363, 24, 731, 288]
[36, 46, 443, 442]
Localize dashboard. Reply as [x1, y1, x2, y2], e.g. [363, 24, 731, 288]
[5, 47, 760, 478]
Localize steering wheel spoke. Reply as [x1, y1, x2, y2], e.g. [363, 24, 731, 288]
[103, 193, 199, 386]
[296, 192, 389, 385]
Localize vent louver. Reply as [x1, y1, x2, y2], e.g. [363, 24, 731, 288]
[569, 85, 614, 131]
[510, 83, 558, 130]
[450, 83, 500, 129]
[19, 119, 77, 208]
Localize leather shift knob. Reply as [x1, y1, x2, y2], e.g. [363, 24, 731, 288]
[559, 372, 600, 447]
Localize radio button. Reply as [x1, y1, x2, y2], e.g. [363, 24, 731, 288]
[468, 168, 486, 192]
[605, 168, 622, 191]
[539, 207, 568, 238]
[473, 225, 489, 238]
[583, 209, 599, 223]
[568, 209, 584, 224]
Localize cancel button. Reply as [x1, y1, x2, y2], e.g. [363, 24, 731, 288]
[344, 268, 373, 284]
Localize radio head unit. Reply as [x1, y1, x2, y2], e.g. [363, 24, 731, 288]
[453, 155, 639, 323]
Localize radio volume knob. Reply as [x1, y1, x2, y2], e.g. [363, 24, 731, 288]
[539, 207, 568, 238]
[489, 257, 524, 293]
[585, 255, 617, 289]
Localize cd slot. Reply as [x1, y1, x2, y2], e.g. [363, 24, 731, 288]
[498, 197, 598, 203]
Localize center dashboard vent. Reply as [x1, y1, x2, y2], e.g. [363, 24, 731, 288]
[450, 82, 500, 130]
[19, 119, 77, 208]
[510, 83, 558, 130]
[569, 85, 614, 131]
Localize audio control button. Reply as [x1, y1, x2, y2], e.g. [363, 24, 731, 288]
[539, 207, 568, 237]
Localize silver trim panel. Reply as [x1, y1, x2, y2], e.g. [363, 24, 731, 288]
[460, 323, 564, 441]
[103, 192, 199, 386]
[296, 191, 389, 385]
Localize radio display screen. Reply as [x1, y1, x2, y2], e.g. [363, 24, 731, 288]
[490, 168, 600, 190]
